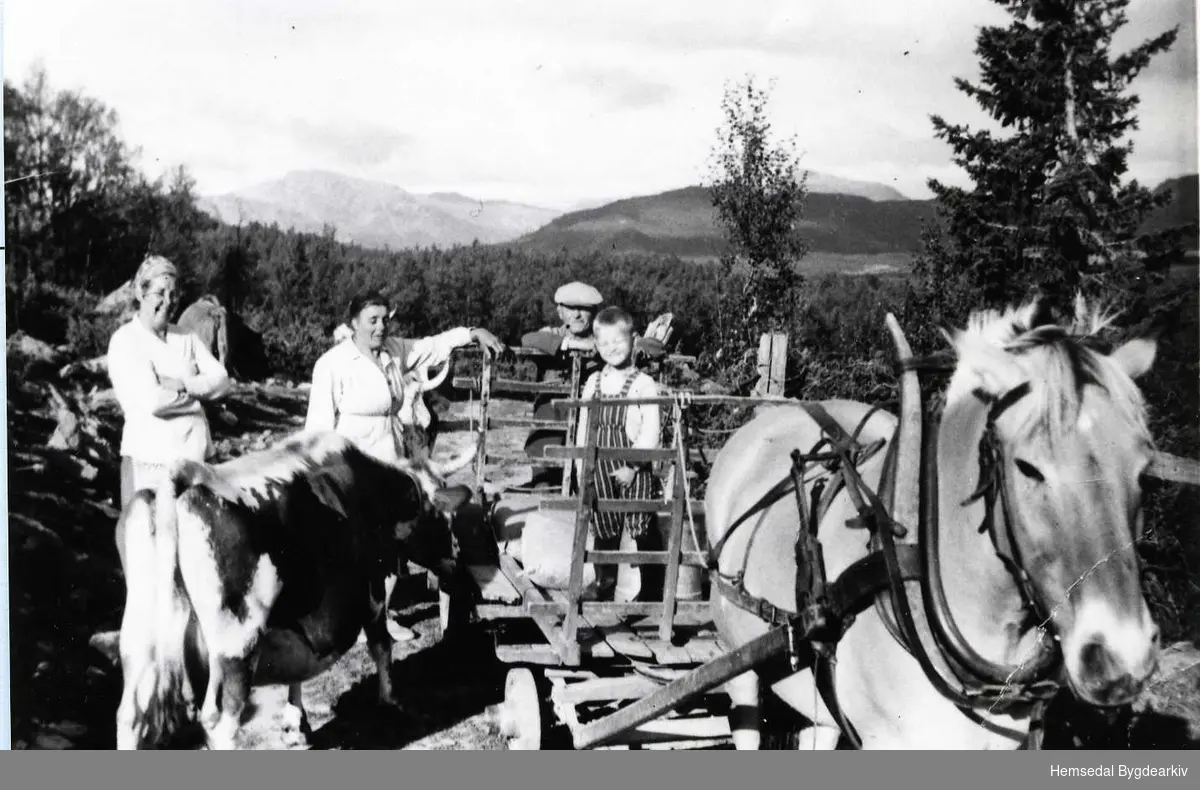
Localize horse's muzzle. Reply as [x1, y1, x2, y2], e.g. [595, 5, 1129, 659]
[1071, 626, 1160, 707]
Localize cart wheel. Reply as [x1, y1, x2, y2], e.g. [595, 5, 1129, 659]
[496, 668, 542, 750]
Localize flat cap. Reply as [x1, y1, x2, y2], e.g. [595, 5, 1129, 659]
[554, 281, 603, 307]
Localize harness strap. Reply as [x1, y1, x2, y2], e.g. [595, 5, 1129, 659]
[707, 403, 891, 571]
[1022, 700, 1049, 750]
[815, 647, 862, 749]
[706, 473, 799, 571]
[710, 543, 923, 629]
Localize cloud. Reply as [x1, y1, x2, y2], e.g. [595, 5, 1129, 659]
[563, 66, 672, 110]
[4, 0, 1194, 206]
[290, 120, 414, 168]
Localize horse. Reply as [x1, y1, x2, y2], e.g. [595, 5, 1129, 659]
[705, 294, 1162, 749]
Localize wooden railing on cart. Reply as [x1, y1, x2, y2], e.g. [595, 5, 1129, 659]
[443, 346, 702, 496]
[433, 338, 1200, 666]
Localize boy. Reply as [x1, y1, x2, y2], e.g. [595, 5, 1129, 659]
[574, 307, 664, 601]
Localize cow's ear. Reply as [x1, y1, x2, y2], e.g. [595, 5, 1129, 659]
[432, 485, 472, 514]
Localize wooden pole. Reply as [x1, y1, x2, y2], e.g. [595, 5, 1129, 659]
[755, 332, 788, 396]
[475, 352, 492, 495]
[562, 353, 583, 497]
[658, 399, 686, 642]
[573, 627, 790, 749]
[563, 401, 601, 648]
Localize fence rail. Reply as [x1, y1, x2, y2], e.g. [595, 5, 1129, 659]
[1149, 451, 1200, 486]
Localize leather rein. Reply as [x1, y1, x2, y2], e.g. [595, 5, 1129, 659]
[705, 355, 1062, 749]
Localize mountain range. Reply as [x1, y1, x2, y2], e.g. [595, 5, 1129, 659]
[198, 170, 563, 249]
[198, 169, 1197, 262]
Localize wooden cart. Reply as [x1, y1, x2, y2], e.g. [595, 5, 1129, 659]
[433, 336, 1200, 752]
[443, 347, 789, 750]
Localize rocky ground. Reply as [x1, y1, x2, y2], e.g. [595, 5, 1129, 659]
[6, 332, 1200, 750]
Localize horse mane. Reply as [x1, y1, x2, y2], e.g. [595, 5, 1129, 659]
[948, 293, 1152, 447]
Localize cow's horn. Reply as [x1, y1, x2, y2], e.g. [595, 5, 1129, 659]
[429, 438, 478, 479]
[884, 313, 921, 538]
[409, 358, 452, 393]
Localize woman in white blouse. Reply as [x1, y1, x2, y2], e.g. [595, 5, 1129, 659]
[107, 256, 232, 568]
[305, 289, 505, 462]
[306, 289, 504, 640]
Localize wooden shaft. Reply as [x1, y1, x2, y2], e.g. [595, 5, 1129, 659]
[573, 627, 789, 749]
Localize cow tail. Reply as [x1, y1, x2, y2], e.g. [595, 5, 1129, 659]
[149, 462, 200, 741]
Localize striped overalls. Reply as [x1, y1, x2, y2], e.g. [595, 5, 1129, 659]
[589, 368, 658, 541]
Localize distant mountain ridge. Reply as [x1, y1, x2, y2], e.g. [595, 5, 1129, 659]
[510, 185, 937, 259]
[198, 169, 1197, 261]
[197, 168, 910, 251]
[509, 175, 1198, 262]
[198, 170, 564, 249]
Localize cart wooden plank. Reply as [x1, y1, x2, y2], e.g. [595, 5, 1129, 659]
[555, 675, 663, 704]
[595, 622, 657, 662]
[573, 627, 790, 749]
[543, 447, 677, 462]
[584, 550, 708, 566]
[490, 417, 570, 429]
[454, 376, 574, 394]
[539, 496, 704, 514]
[525, 599, 710, 618]
[467, 564, 521, 604]
[497, 554, 580, 664]
[475, 603, 526, 619]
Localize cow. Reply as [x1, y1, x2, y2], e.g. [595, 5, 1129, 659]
[113, 429, 478, 750]
[177, 295, 229, 369]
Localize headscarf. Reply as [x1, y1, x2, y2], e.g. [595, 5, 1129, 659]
[134, 255, 178, 299]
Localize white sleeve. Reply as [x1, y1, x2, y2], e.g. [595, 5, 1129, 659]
[184, 333, 232, 400]
[629, 375, 662, 451]
[107, 328, 190, 418]
[405, 327, 473, 370]
[305, 355, 338, 433]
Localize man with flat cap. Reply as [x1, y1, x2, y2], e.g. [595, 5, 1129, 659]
[518, 281, 667, 489]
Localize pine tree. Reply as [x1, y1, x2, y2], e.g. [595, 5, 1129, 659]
[913, 0, 1183, 327]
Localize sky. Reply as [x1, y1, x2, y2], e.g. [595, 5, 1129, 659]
[3, 0, 1196, 209]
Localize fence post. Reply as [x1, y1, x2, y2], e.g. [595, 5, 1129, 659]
[475, 352, 492, 495]
[756, 332, 789, 396]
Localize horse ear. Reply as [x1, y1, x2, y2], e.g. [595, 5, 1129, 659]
[432, 484, 472, 514]
[1109, 337, 1157, 380]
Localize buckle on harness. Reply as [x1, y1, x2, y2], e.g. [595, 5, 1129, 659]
[756, 597, 784, 626]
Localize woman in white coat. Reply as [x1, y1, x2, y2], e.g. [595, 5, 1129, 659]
[305, 289, 505, 639]
[305, 290, 504, 460]
[107, 255, 231, 571]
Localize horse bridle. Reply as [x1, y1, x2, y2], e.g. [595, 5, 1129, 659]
[706, 364, 1063, 749]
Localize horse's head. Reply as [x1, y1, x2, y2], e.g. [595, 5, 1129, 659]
[945, 294, 1160, 707]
